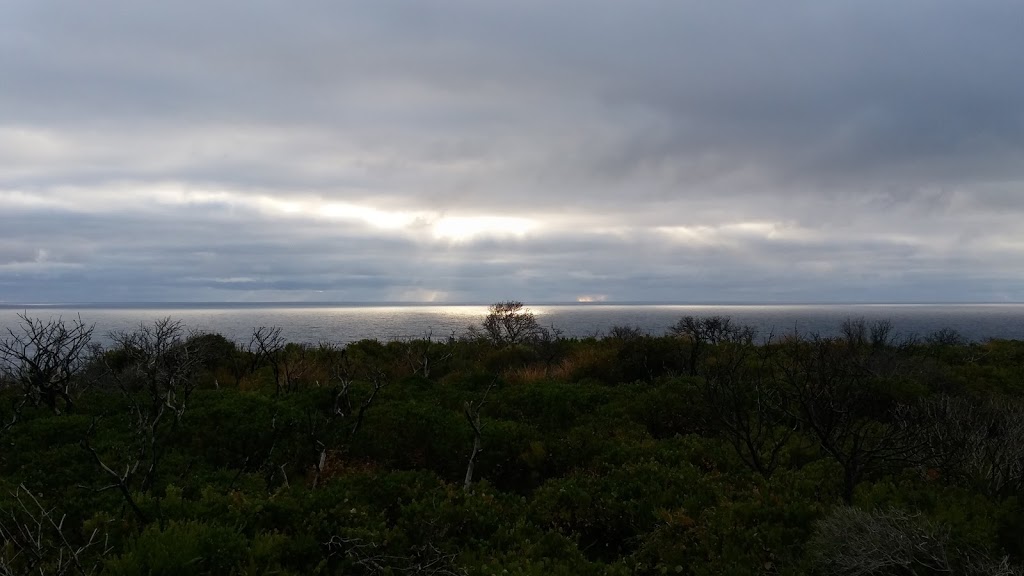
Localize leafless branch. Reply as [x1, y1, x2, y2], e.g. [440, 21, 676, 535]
[811, 505, 1022, 576]
[463, 380, 495, 490]
[0, 313, 94, 415]
[0, 484, 112, 576]
[81, 318, 206, 522]
[250, 326, 285, 394]
[324, 535, 467, 575]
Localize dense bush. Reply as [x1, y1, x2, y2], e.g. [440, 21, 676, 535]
[3, 313, 1024, 574]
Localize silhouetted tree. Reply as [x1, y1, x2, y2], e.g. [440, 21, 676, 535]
[669, 315, 755, 376]
[479, 301, 543, 346]
[0, 313, 94, 414]
[775, 335, 924, 502]
[606, 325, 647, 341]
[698, 332, 793, 478]
[250, 326, 286, 394]
[926, 327, 966, 347]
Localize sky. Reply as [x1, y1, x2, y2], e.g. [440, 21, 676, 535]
[2, 1, 1023, 304]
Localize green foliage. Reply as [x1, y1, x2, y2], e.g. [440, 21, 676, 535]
[474, 419, 545, 492]
[625, 377, 707, 438]
[614, 336, 687, 383]
[351, 399, 470, 480]
[180, 391, 284, 471]
[529, 458, 718, 560]
[3, 314, 1024, 575]
[490, 379, 612, 432]
[105, 521, 250, 576]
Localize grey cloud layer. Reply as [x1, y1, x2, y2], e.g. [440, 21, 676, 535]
[1, 1, 1023, 302]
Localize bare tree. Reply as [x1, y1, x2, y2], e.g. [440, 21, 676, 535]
[250, 326, 286, 394]
[669, 315, 755, 377]
[774, 335, 925, 502]
[605, 325, 647, 341]
[81, 318, 206, 523]
[403, 330, 456, 380]
[0, 313, 94, 414]
[306, 344, 388, 489]
[478, 301, 543, 346]
[926, 327, 965, 347]
[868, 319, 896, 348]
[0, 484, 111, 576]
[281, 343, 317, 393]
[697, 333, 794, 478]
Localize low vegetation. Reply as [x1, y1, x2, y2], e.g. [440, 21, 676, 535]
[2, 302, 1024, 574]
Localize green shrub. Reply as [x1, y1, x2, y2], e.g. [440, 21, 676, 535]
[105, 520, 250, 576]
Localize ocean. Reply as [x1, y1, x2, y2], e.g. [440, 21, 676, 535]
[2, 303, 1023, 346]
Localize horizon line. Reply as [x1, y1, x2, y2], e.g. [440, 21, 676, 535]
[2, 300, 1022, 308]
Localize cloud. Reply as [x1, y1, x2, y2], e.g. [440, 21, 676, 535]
[1, 1, 1023, 302]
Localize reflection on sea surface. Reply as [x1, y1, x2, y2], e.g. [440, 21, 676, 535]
[2, 303, 1023, 346]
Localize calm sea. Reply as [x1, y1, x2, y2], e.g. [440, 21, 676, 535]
[1, 303, 1023, 346]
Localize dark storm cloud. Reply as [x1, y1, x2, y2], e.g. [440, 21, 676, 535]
[1, 1, 1023, 302]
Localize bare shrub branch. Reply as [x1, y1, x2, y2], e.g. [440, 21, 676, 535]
[0, 313, 94, 414]
[82, 318, 206, 523]
[324, 535, 466, 576]
[250, 326, 286, 394]
[912, 394, 1024, 496]
[811, 505, 1022, 576]
[0, 484, 111, 576]
[463, 380, 495, 490]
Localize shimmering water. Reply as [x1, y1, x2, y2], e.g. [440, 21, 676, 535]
[1, 303, 1023, 346]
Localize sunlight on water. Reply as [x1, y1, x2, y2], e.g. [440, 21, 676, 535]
[2, 303, 1023, 347]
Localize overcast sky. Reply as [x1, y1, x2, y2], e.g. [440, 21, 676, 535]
[2, 1, 1023, 303]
